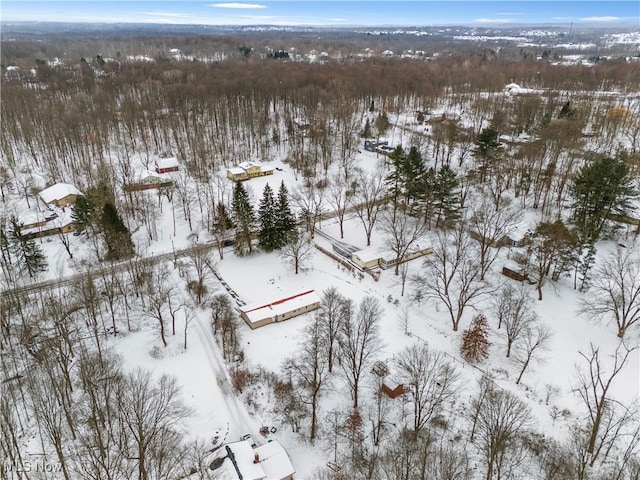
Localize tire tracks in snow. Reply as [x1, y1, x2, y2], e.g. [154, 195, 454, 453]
[192, 304, 262, 445]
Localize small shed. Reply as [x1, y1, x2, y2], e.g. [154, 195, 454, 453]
[39, 183, 83, 207]
[502, 266, 529, 282]
[381, 378, 404, 398]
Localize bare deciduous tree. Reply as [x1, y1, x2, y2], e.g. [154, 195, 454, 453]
[283, 314, 328, 441]
[211, 294, 240, 361]
[185, 246, 216, 305]
[280, 229, 314, 275]
[579, 244, 640, 338]
[380, 209, 427, 276]
[353, 168, 386, 246]
[293, 181, 325, 237]
[493, 284, 539, 357]
[318, 287, 346, 373]
[413, 224, 491, 331]
[116, 370, 192, 480]
[574, 341, 638, 464]
[326, 173, 353, 240]
[143, 265, 178, 347]
[473, 385, 532, 480]
[467, 197, 519, 280]
[394, 343, 459, 432]
[515, 323, 552, 385]
[339, 296, 383, 409]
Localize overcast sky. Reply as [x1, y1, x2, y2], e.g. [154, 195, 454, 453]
[2, 1, 639, 26]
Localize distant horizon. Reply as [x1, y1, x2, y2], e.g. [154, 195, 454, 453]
[2, 1, 639, 28]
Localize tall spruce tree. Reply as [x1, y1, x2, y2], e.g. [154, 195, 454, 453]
[275, 181, 295, 246]
[474, 127, 501, 182]
[8, 216, 47, 279]
[101, 202, 134, 260]
[570, 156, 636, 241]
[433, 165, 460, 227]
[404, 146, 427, 205]
[232, 182, 255, 255]
[385, 146, 406, 213]
[258, 184, 278, 251]
[71, 195, 95, 235]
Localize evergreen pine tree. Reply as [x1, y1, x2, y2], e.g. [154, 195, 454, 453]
[8, 216, 47, 279]
[216, 203, 235, 230]
[404, 146, 427, 205]
[474, 127, 501, 182]
[460, 314, 491, 363]
[433, 165, 460, 227]
[375, 112, 390, 138]
[558, 100, 575, 119]
[362, 118, 372, 138]
[71, 195, 95, 235]
[258, 184, 278, 252]
[569, 156, 637, 241]
[275, 181, 295, 248]
[385, 146, 406, 212]
[232, 182, 255, 255]
[101, 202, 134, 260]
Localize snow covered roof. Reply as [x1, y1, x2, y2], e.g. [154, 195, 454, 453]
[133, 168, 172, 182]
[240, 290, 321, 325]
[39, 183, 82, 204]
[19, 209, 57, 227]
[255, 440, 295, 480]
[352, 247, 387, 264]
[225, 441, 265, 480]
[238, 161, 260, 169]
[221, 440, 295, 480]
[156, 157, 179, 169]
[230, 162, 273, 174]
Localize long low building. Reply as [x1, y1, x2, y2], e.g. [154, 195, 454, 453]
[351, 245, 433, 270]
[239, 290, 321, 329]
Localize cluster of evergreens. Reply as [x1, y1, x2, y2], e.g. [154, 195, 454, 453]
[231, 180, 296, 255]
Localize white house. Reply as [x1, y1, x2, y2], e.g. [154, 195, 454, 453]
[239, 290, 321, 329]
[220, 440, 295, 480]
[39, 183, 83, 207]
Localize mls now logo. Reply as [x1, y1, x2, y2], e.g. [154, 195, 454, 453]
[3, 460, 63, 475]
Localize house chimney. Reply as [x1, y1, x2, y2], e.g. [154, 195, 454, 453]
[253, 453, 260, 464]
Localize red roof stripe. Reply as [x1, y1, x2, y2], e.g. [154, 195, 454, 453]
[243, 290, 315, 313]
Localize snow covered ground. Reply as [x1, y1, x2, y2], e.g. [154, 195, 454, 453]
[3, 88, 640, 478]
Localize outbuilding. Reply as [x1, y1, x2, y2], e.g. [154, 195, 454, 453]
[239, 290, 321, 329]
